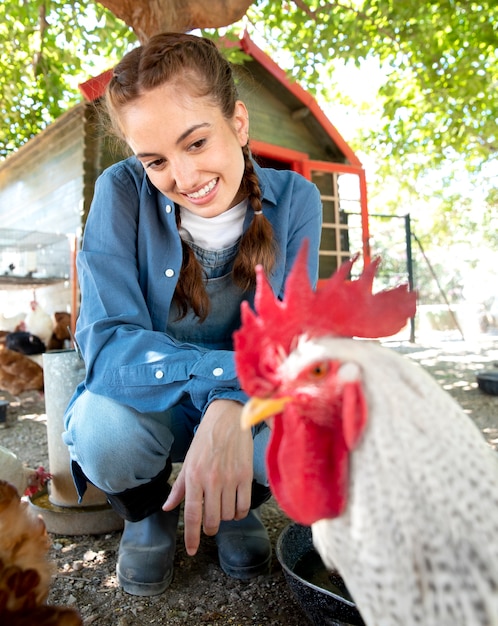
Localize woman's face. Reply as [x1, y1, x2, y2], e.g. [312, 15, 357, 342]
[120, 83, 249, 218]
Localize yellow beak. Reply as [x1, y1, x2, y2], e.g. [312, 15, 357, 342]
[240, 396, 292, 430]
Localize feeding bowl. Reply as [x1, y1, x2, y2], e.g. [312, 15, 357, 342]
[476, 370, 498, 396]
[276, 523, 365, 626]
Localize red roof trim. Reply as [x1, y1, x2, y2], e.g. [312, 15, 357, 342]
[249, 139, 308, 162]
[79, 69, 113, 102]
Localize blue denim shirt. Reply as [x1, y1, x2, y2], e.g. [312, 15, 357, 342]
[70, 156, 322, 416]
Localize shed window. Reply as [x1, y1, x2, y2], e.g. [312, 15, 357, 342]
[311, 170, 361, 279]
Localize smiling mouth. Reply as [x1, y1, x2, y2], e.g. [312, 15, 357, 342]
[186, 178, 218, 200]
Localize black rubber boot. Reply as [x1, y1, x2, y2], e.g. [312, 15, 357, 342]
[215, 483, 272, 580]
[104, 461, 178, 596]
[116, 507, 179, 596]
[215, 507, 272, 580]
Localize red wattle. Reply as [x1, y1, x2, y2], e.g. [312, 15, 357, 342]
[267, 408, 350, 526]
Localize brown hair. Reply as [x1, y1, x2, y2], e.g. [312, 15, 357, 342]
[106, 32, 276, 321]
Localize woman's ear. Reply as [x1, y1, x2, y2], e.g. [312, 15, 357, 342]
[233, 101, 250, 146]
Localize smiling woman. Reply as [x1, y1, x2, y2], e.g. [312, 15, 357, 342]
[61, 32, 323, 599]
[121, 88, 248, 220]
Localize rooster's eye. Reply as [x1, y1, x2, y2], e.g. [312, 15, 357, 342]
[308, 361, 329, 379]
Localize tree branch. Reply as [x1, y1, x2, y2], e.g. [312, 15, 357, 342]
[97, 0, 253, 42]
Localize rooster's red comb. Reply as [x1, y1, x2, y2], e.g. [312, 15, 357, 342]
[234, 241, 416, 394]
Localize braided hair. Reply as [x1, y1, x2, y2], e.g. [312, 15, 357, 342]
[106, 33, 276, 320]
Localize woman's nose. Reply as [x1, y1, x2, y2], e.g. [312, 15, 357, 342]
[169, 157, 198, 192]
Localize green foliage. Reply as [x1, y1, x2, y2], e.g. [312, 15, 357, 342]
[2, 0, 496, 175]
[247, 0, 497, 172]
[242, 0, 497, 305]
[0, 0, 136, 159]
[1, 0, 496, 297]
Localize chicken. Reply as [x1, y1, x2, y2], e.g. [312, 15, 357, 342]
[0, 312, 26, 333]
[23, 296, 54, 347]
[0, 445, 51, 497]
[46, 312, 71, 352]
[6, 331, 46, 355]
[0, 480, 82, 625]
[0, 347, 44, 395]
[234, 244, 498, 626]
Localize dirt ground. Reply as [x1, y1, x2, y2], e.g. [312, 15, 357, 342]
[1, 335, 498, 625]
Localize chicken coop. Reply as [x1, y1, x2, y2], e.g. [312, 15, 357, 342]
[0, 229, 71, 287]
[0, 32, 370, 319]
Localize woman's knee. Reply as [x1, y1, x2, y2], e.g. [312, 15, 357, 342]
[63, 390, 174, 492]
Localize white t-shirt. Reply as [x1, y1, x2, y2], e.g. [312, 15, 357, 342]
[179, 200, 248, 250]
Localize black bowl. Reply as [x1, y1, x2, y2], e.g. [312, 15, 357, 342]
[476, 370, 498, 395]
[276, 523, 365, 626]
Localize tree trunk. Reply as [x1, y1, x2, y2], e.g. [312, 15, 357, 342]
[98, 0, 253, 42]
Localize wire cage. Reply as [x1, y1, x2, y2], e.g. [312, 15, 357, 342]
[0, 228, 71, 288]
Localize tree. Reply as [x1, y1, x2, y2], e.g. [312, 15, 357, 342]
[0, 0, 135, 159]
[244, 0, 497, 174]
[240, 0, 497, 305]
[1, 0, 496, 174]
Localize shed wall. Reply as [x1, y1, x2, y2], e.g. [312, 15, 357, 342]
[0, 106, 86, 235]
[235, 64, 332, 162]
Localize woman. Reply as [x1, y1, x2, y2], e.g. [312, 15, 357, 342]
[63, 32, 322, 597]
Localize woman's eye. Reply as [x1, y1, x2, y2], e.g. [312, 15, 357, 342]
[145, 158, 166, 170]
[308, 362, 329, 379]
[188, 138, 206, 151]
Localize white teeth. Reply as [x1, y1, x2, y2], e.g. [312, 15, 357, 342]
[187, 179, 217, 199]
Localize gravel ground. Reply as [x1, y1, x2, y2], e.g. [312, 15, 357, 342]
[1, 336, 498, 625]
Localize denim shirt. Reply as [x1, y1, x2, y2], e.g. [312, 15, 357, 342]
[70, 156, 322, 416]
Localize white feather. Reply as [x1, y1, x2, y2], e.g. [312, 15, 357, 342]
[295, 338, 498, 626]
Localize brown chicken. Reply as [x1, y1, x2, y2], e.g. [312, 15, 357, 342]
[0, 347, 44, 395]
[0, 480, 82, 625]
[47, 312, 71, 351]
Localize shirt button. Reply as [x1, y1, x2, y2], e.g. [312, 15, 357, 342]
[165, 204, 173, 214]
[165, 268, 175, 277]
[155, 370, 164, 379]
[213, 367, 224, 377]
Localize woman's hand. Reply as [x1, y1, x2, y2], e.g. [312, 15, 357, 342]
[162, 399, 253, 556]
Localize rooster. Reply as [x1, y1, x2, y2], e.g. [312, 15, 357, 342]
[234, 244, 498, 626]
[0, 480, 82, 625]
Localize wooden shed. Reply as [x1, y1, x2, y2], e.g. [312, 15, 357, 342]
[0, 32, 369, 319]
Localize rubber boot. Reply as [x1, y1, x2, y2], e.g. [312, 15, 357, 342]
[215, 484, 272, 580]
[116, 507, 179, 596]
[215, 507, 272, 580]
[103, 461, 177, 596]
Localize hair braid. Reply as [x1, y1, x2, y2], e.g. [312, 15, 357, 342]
[232, 145, 277, 291]
[172, 207, 210, 322]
